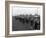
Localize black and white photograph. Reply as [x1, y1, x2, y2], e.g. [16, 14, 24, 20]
[12, 5, 40, 31]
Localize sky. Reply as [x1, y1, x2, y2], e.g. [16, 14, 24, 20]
[11, 4, 41, 16]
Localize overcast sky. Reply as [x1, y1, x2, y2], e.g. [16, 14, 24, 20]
[12, 5, 41, 16]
